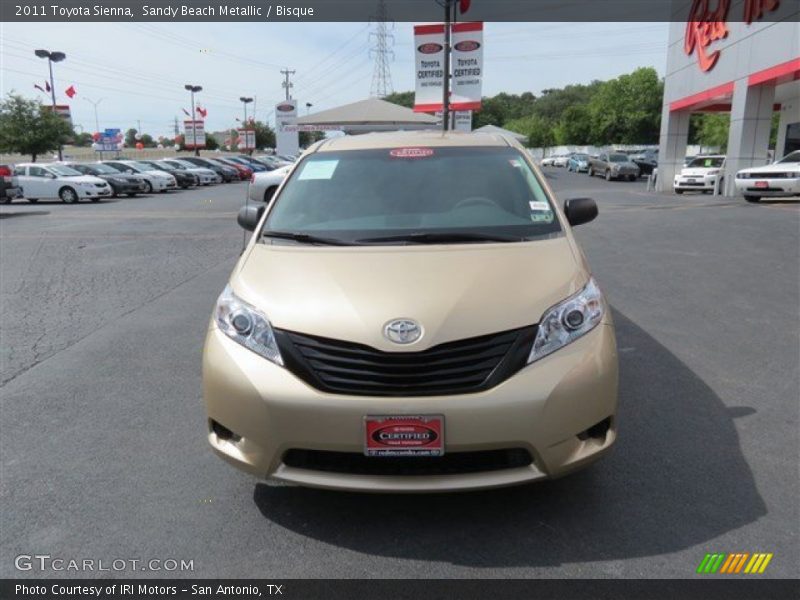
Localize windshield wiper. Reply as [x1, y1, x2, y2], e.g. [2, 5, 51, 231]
[356, 231, 523, 244]
[262, 230, 357, 246]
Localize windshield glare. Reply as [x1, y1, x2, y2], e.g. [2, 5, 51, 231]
[48, 165, 82, 176]
[87, 163, 119, 174]
[777, 151, 800, 164]
[264, 147, 560, 244]
[127, 162, 155, 172]
[609, 154, 628, 162]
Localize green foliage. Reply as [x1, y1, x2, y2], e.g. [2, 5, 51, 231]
[72, 132, 94, 147]
[553, 105, 592, 145]
[299, 130, 325, 147]
[251, 120, 275, 150]
[383, 91, 414, 109]
[140, 134, 155, 147]
[694, 114, 730, 150]
[204, 134, 219, 151]
[124, 128, 138, 146]
[0, 93, 74, 161]
[505, 114, 555, 149]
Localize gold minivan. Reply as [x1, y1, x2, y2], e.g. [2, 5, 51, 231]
[203, 131, 618, 492]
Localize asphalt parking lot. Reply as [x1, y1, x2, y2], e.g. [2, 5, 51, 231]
[1, 171, 798, 579]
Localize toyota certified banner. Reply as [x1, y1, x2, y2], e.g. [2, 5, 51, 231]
[182, 119, 205, 149]
[451, 22, 483, 110]
[275, 99, 299, 156]
[413, 23, 446, 112]
[237, 129, 256, 150]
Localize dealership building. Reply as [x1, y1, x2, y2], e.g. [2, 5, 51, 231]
[657, 1, 800, 194]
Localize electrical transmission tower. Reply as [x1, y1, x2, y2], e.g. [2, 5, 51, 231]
[369, 0, 395, 97]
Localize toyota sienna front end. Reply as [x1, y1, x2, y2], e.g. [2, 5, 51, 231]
[203, 131, 618, 492]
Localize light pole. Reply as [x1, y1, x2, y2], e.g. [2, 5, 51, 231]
[305, 102, 313, 115]
[84, 97, 104, 158]
[184, 84, 202, 156]
[35, 49, 66, 160]
[239, 96, 253, 154]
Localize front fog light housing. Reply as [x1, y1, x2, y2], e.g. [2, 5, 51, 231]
[528, 277, 605, 364]
[215, 285, 283, 366]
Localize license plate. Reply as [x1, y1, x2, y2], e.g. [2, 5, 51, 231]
[364, 415, 444, 457]
[755, 181, 769, 188]
[687, 178, 696, 183]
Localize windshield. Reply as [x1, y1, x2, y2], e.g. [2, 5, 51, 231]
[126, 161, 156, 172]
[263, 147, 561, 244]
[688, 157, 724, 168]
[609, 154, 628, 163]
[777, 151, 800, 163]
[573, 154, 588, 160]
[87, 163, 120, 174]
[47, 165, 83, 176]
[168, 160, 195, 169]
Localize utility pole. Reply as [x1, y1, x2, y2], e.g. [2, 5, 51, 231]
[173, 116, 179, 136]
[280, 68, 295, 100]
[369, 0, 395, 97]
[34, 49, 66, 160]
[442, 0, 453, 132]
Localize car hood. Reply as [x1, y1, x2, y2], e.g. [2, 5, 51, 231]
[232, 235, 585, 351]
[680, 167, 719, 176]
[64, 175, 108, 184]
[143, 170, 172, 179]
[739, 162, 800, 174]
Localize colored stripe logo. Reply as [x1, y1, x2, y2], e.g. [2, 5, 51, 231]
[696, 553, 773, 574]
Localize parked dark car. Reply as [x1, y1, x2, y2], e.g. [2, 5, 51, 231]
[0, 164, 22, 204]
[181, 157, 237, 182]
[227, 156, 268, 172]
[234, 155, 276, 171]
[215, 157, 254, 179]
[137, 160, 198, 189]
[64, 162, 148, 197]
[588, 152, 641, 181]
[630, 149, 658, 175]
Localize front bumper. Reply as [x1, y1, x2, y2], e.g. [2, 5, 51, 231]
[82, 186, 112, 198]
[202, 321, 618, 492]
[734, 177, 800, 197]
[674, 175, 718, 191]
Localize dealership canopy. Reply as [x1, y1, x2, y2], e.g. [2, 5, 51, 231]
[294, 98, 439, 134]
[472, 124, 527, 142]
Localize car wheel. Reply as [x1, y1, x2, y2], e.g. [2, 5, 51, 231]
[144, 181, 153, 194]
[605, 170, 612, 181]
[628, 175, 636, 182]
[675, 189, 684, 194]
[59, 187, 79, 204]
[744, 195, 761, 203]
[91, 197, 100, 202]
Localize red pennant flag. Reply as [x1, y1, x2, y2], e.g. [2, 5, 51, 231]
[45, 80, 51, 92]
[182, 108, 191, 116]
[65, 85, 76, 98]
[459, 0, 471, 13]
[34, 84, 46, 93]
[196, 106, 208, 118]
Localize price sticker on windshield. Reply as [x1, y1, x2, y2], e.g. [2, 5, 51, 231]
[389, 147, 434, 159]
[298, 160, 338, 180]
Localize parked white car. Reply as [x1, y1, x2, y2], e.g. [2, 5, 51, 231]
[161, 159, 222, 185]
[12, 163, 112, 203]
[552, 154, 571, 168]
[674, 155, 726, 194]
[100, 160, 177, 193]
[247, 165, 292, 203]
[540, 156, 557, 167]
[734, 150, 800, 203]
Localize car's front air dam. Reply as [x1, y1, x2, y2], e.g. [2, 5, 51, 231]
[202, 320, 618, 492]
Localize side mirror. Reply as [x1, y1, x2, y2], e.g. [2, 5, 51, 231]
[126, 169, 135, 174]
[237, 205, 265, 232]
[564, 197, 598, 227]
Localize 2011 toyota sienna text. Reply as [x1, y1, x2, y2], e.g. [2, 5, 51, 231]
[203, 131, 618, 492]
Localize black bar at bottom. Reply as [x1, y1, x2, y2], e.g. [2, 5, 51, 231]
[1, 579, 798, 600]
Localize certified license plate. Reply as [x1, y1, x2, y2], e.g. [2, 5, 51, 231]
[364, 415, 444, 457]
[755, 181, 769, 188]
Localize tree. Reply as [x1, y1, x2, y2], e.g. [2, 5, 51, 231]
[140, 134, 155, 147]
[695, 114, 730, 150]
[72, 131, 94, 147]
[383, 91, 414, 108]
[251, 120, 275, 150]
[587, 68, 663, 144]
[299, 130, 325, 147]
[124, 128, 138, 147]
[553, 105, 592, 145]
[204, 135, 219, 151]
[504, 114, 554, 149]
[0, 93, 74, 161]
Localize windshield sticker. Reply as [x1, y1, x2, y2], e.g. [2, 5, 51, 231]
[298, 160, 339, 180]
[509, 159, 523, 168]
[531, 212, 555, 223]
[389, 147, 434, 159]
[529, 201, 551, 212]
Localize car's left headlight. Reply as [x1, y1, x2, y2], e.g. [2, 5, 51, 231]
[215, 285, 283, 366]
[528, 277, 605, 364]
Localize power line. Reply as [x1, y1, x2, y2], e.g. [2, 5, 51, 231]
[369, 0, 395, 97]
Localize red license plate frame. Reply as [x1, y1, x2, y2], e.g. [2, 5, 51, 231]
[754, 180, 769, 188]
[364, 415, 444, 457]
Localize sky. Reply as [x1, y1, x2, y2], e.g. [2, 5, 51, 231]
[0, 21, 669, 138]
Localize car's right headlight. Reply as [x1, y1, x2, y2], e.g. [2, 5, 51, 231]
[528, 278, 605, 364]
[215, 285, 283, 366]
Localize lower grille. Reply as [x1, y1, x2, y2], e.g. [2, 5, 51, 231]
[275, 325, 536, 397]
[282, 448, 533, 476]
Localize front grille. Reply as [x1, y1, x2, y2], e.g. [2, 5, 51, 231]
[275, 325, 536, 397]
[94, 183, 106, 188]
[740, 172, 793, 179]
[282, 448, 533, 476]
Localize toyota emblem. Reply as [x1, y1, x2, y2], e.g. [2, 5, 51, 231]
[383, 319, 422, 344]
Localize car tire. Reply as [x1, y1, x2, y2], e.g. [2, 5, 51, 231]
[675, 189, 684, 194]
[144, 181, 153, 194]
[59, 187, 79, 204]
[744, 195, 761, 203]
[91, 197, 100, 202]
[605, 170, 612, 181]
[628, 175, 636, 182]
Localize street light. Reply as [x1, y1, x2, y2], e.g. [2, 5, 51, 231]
[305, 102, 313, 115]
[184, 84, 202, 156]
[239, 96, 253, 154]
[35, 49, 67, 160]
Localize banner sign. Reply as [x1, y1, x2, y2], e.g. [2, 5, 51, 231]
[183, 119, 206, 149]
[451, 21, 483, 110]
[275, 99, 299, 156]
[435, 110, 472, 132]
[282, 124, 342, 132]
[43, 104, 73, 125]
[96, 127, 122, 151]
[237, 129, 256, 150]
[413, 23, 446, 112]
